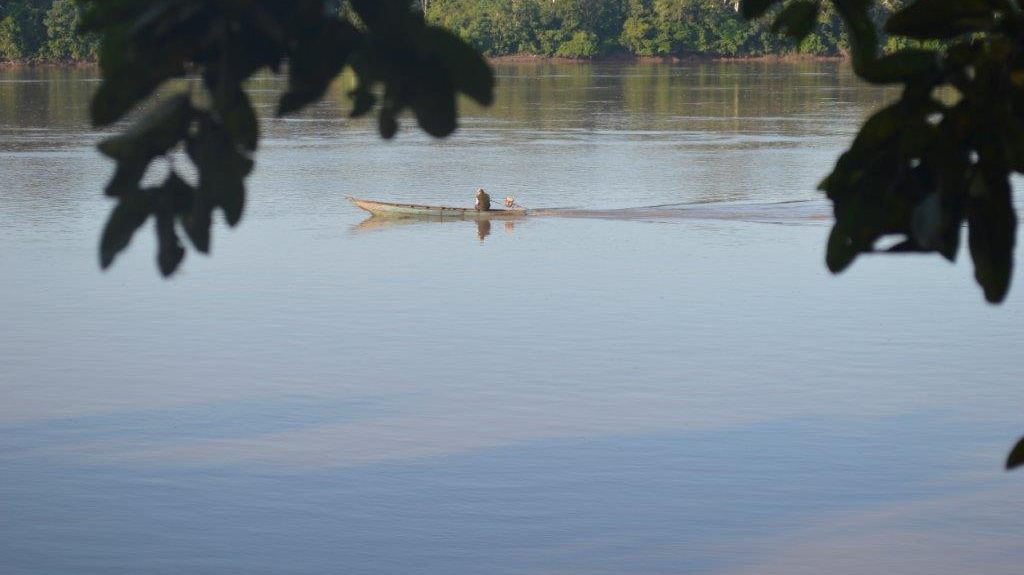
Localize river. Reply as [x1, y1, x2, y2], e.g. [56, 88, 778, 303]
[1, 61, 1023, 574]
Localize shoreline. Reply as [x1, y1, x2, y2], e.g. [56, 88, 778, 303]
[0, 60, 96, 69]
[488, 53, 848, 64]
[2, 52, 848, 69]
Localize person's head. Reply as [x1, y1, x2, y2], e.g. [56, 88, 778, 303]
[476, 188, 486, 196]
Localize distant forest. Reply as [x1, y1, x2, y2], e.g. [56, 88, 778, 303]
[1, 1, 909, 63]
[427, 0, 908, 58]
[0, 1, 96, 62]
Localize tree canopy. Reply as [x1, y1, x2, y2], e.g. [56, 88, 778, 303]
[759, 0, 1021, 306]
[3, 1, 912, 61]
[0, 1, 97, 61]
[427, 0, 889, 58]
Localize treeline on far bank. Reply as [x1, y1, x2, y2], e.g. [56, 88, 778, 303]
[0, 1, 96, 62]
[426, 0, 908, 58]
[2, 0, 910, 64]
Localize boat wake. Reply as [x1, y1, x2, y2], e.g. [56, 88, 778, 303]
[531, 198, 831, 225]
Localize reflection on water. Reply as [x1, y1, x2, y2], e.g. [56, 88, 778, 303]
[2, 63, 1024, 575]
[476, 219, 491, 241]
[351, 214, 508, 243]
[351, 214, 455, 233]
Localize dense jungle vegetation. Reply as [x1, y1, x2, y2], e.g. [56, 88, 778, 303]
[1, 1, 912, 62]
[0, 1, 97, 61]
[427, 0, 909, 58]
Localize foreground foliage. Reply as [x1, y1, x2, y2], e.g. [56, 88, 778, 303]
[81, 0, 493, 275]
[742, 0, 1024, 468]
[742, 0, 1019, 304]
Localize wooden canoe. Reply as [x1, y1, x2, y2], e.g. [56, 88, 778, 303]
[348, 197, 528, 219]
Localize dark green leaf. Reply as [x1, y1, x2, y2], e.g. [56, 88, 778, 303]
[379, 109, 398, 139]
[349, 0, 406, 34]
[79, 1, 148, 33]
[826, 224, 858, 273]
[174, 165, 211, 253]
[155, 210, 185, 277]
[910, 192, 944, 250]
[855, 104, 903, 150]
[886, 239, 928, 253]
[201, 29, 284, 91]
[831, 0, 880, 78]
[277, 19, 361, 116]
[186, 115, 252, 227]
[417, 27, 495, 106]
[154, 172, 209, 253]
[104, 158, 149, 198]
[742, 0, 783, 20]
[1007, 437, 1024, 470]
[968, 170, 1016, 303]
[91, 71, 178, 128]
[1003, 114, 1024, 173]
[219, 180, 245, 227]
[88, 13, 205, 127]
[861, 50, 939, 84]
[99, 194, 152, 269]
[412, 69, 457, 137]
[131, 1, 209, 43]
[936, 185, 964, 263]
[219, 88, 259, 152]
[378, 86, 401, 139]
[98, 93, 193, 201]
[885, 0, 994, 40]
[152, 172, 189, 276]
[349, 88, 376, 118]
[771, 1, 820, 41]
[98, 93, 193, 160]
[183, 207, 212, 253]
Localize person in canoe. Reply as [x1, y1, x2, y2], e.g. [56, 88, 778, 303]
[475, 188, 518, 211]
[475, 188, 491, 211]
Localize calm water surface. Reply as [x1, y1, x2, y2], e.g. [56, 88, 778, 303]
[2, 62, 1023, 574]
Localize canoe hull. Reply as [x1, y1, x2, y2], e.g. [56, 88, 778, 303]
[349, 197, 527, 219]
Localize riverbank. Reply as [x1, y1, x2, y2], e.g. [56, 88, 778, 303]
[487, 51, 847, 63]
[488, 52, 847, 64]
[3, 52, 848, 70]
[0, 60, 96, 69]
